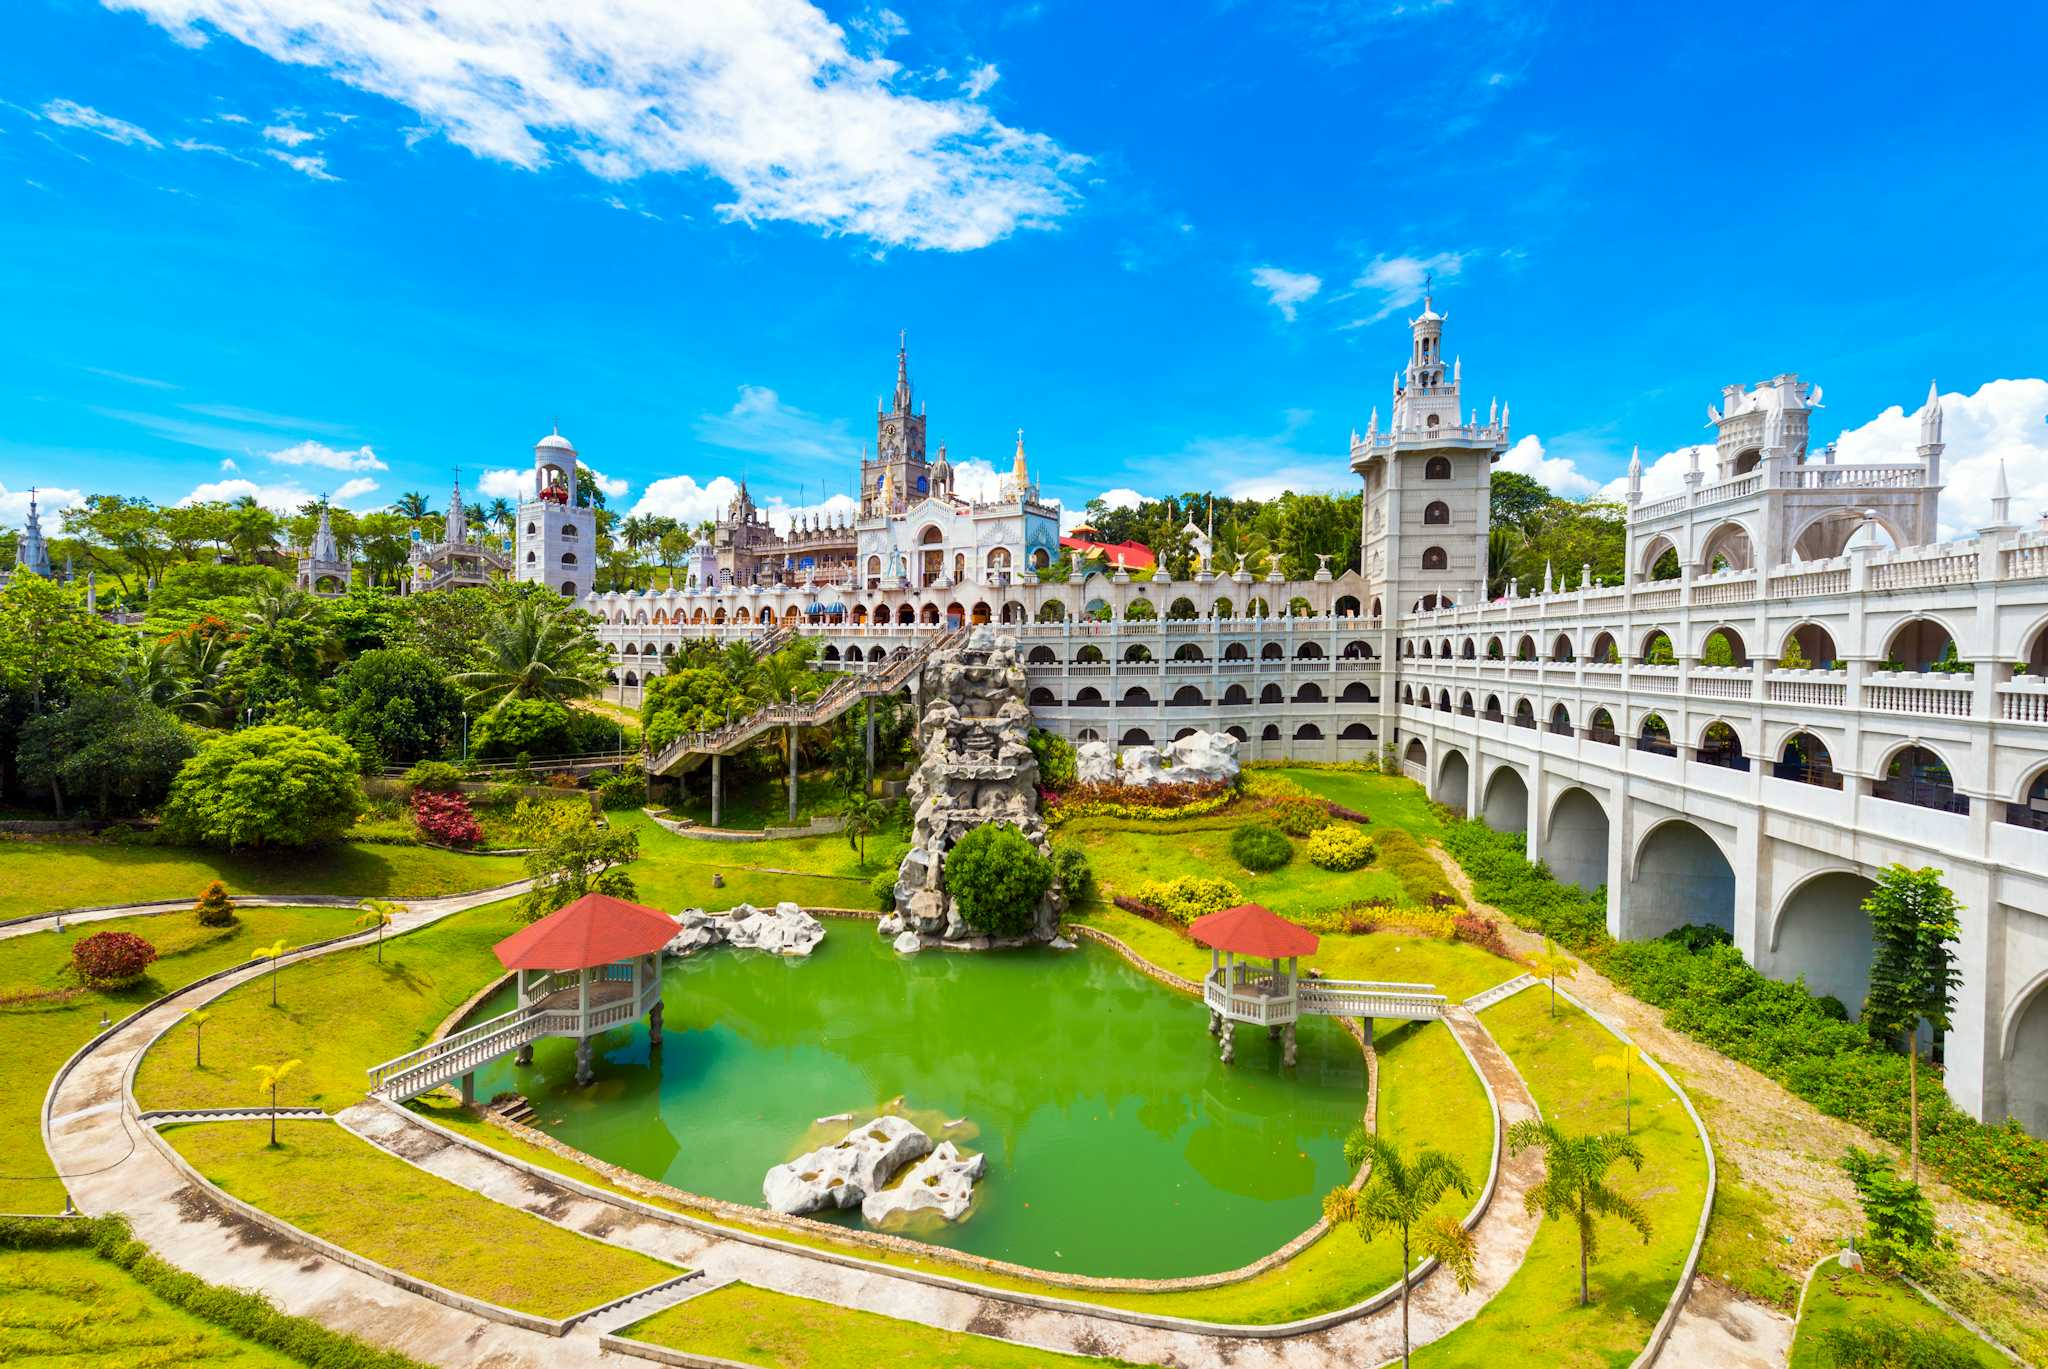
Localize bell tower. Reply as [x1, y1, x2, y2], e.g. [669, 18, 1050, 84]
[862, 332, 929, 516]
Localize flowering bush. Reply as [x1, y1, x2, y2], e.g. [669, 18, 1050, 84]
[411, 789, 481, 847]
[1264, 797, 1332, 837]
[72, 931, 157, 988]
[193, 880, 236, 928]
[1306, 824, 1375, 871]
[1453, 912, 1510, 956]
[1135, 875, 1244, 925]
[1045, 786, 1238, 827]
[1056, 779, 1230, 809]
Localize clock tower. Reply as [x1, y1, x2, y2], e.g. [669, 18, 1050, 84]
[862, 333, 930, 516]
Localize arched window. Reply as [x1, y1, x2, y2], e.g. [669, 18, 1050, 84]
[1513, 699, 1536, 728]
[1421, 545, 1448, 571]
[562, 523, 579, 539]
[1587, 709, 1617, 744]
[1873, 745, 1966, 814]
[1698, 721, 1747, 771]
[1637, 713, 1675, 756]
[1424, 500, 1451, 525]
[1550, 633, 1575, 662]
[1425, 457, 1452, 480]
[1548, 703, 1572, 736]
[561, 552, 577, 566]
[1425, 414, 1441, 429]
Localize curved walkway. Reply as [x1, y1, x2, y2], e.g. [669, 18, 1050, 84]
[46, 890, 1546, 1368]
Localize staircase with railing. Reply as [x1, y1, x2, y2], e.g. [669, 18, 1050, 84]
[646, 628, 961, 775]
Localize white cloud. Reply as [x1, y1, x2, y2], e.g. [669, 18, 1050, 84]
[695, 385, 855, 471]
[264, 439, 385, 471]
[1594, 443, 1712, 505]
[331, 476, 379, 501]
[477, 468, 532, 501]
[0, 482, 87, 534]
[110, 0, 1083, 251]
[261, 123, 316, 146]
[1349, 251, 1464, 323]
[961, 63, 1000, 98]
[760, 491, 861, 534]
[41, 98, 160, 148]
[630, 473, 742, 527]
[1499, 434, 1600, 498]
[266, 149, 337, 179]
[587, 466, 630, 500]
[176, 476, 314, 511]
[1833, 378, 2048, 538]
[218, 457, 238, 471]
[1250, 265, 1322, 322]
[174, 137, 257, 165]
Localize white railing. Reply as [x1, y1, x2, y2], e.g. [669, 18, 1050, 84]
[2001, 680, 2048, 723]
[1767, 673, 1848, 707]
[1203, 970, 1296, 1026]
[1298, 979, 1447, 1020]
[1866, 675, 1975, 718]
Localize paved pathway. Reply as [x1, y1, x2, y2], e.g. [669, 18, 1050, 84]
[1, 883, 527, 943]
[45, 877, 1549, 1368]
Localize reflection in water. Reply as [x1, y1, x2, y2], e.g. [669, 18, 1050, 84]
[467, 921, 1363, 1278]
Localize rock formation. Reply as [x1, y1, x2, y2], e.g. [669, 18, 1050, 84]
[860, 1141, 986, 1224]
[669, 903, 826, 958]
[1168, 728, 1241, 784]
[890, 627, 1064, 945]
[1070, 728, 1241, 789]
[1075, 739, 1117, 784]
[762, 1115, 932, 1216]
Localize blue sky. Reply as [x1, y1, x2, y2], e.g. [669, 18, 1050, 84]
[4, 0, 2046, 539]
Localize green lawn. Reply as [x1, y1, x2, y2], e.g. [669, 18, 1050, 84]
[0, 839, 524, 920]
[624, 1282, 1142, 1368]
[0, 902, 364, 1212]
[163, 1120, 678, 1320]
[1267, 767, 1448, 839]
[133, 898, 529, 1115]
[664, 771, 851, 831]
[1067, 822, 1412, 915]
[614, 809, 884, 912]
[1790, 1264, 2009, 1368]
[1074, 904, 1519, 1004]
[0, 1243, 305, 1367]
[1415, 989, 1710, 1367]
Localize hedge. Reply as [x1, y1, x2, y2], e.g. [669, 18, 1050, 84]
[0, 1215, 430, 1368]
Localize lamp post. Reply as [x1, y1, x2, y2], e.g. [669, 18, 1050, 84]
[460, 711, 469, 764]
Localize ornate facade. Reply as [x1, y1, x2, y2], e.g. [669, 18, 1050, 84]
[584, 300, 2048, 1142]
[1, 486, 53, 588]
[406, 477, 507, 595]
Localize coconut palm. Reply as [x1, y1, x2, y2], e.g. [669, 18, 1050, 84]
[391, 491, 432, 520]
[355, 900, 405, 962]
[453, 599, 604, 713]
[1526, 937, 1576, 1018]
[1322, 1131, 1477, 1368]
[480, 497, 516, 540]
[1507, 1119, 1652, 1306]
[251, 1059, 302, 1147]
[249, 938, 288, 1007]
[840, 795, 887, 867]
[1594, 1042, 1644, 1134]
[186, 1008, 211, 1069]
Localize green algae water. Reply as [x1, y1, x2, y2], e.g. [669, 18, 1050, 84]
[467, 919, 1364, 1278]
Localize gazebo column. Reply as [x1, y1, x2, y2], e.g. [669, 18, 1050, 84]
[1268, 957, 1285, 1040]
[1207, 946, 1223, 1037]
[646, 954, 664, 1047]
[574, 967, 594, 1085]
[711, 754, 722, 826]
[514, 968, 534, 1064]
[1218, 948, 1235, 1065]
[787, 724, 799, 822]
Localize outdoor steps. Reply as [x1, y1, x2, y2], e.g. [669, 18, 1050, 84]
[580, 1270, 726, 1335]
[1463, 973, 1536, 1013]
[492, 1095, 536, 1126]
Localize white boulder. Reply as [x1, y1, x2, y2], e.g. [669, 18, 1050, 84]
[666, 908, 723, 956]
[727, 902, 826, 957]
[762, 1116, 933, 1216]
[1168, 729, 1240, 785]
[892, 930, 924, 955]
[860, 1141, 986, 1225]
[1075, 739, 1118, 784]
[1118, 745, 1173, 786]
[876, 912, 905, 937]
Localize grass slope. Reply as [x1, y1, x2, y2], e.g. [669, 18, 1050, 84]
[0, 839, 523, 919]
[624, 1282, 1142, 1368]
[1270, 768, 1448, 839]
[0, 1243, 303, 1367]
[0, 902, 361, 1212]
[1069, 823, 1411, 914]
[163, 1119, 677, 1320]
[1416, 988, 1709, 1367]
[612, 809, 883, 911]
[1790, 1265, 2010, 1369]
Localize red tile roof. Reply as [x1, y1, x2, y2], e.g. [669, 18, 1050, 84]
[493, 893, 676, 971]
[1059, 535, 1156, 570]
[1188, 903, 1320, 958]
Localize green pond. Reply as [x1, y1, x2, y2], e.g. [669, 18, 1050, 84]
[467, 919, 1366, 1278]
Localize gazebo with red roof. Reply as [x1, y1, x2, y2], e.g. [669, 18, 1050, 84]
[495, 892, 675, 1086]
[1189, 903, 1319, 1067]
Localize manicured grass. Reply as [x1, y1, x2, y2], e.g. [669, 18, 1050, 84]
[624, 1282, 1144, 1367]
[0, 1243, 304, 1366]
[665, 771, 849, 831]
[1268, 767, 1448, 839]
[0, 902, 363, 1213]
[0, 839, 524, 919]
[1790, 1264, 2009, 1368]
[163, 1120, 678, 1320]
[1068, 822, 1412, 914]
[133, 898, 529, 1115]
[1073, 904, 1519, 1004]
[1416, 989, 1710, 1367]
[613, 809, 883, 912]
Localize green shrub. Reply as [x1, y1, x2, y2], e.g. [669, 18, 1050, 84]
[871, 864, 901, 910]
[193, 880, 236, 928]
[161, 725, 364, 850]
[1841, 1147, 1952, 1278]
[1370, 827, 1457, 905]
[1305, 824, 1374, 871]
[1229, 822, 1294, 872]
[1028, 728, 1078, 788]
[594, 769, 647, 810]
[1050, 840, 1094, 901]
[945, 825, 1054, 937]
[1265, 796, 1330, 837]
[400, 760, 465, 794]
[1135, 874, 1244, 925]
[1818, 1321, 1980, 1369]
[1440, 817, 1607, 947]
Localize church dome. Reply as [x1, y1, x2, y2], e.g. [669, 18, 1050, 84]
[536, 430, 577, 455]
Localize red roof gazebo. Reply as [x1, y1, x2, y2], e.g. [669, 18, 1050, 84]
[492, 892, 676, 1086]
[1188, 904, 1318, 1066]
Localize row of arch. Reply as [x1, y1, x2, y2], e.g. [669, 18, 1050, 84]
[1017, 640, 1373, 665]
[605, 593, 1387, 628]
[1032, 681, 1376, 708]
[1085, 722, 1375, 746]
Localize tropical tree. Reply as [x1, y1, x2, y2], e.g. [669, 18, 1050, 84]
[161, 725, 364, 850]
[1861, 865, 1963, 1182]
[251, 1059, 302, 1147]
[480, 497, 516, 540]
[454, 599, 605, 713]
[391, 491, 432, 520]
[1507, 1120, 1652, 1306]
[16, 687, 193, 817]
[356, 900, 404, 962]
[1527, 937, 1576, 1018]
[1322, 1132, 1477, 1368]
[249, 938, 289, 1007]
[1594, 1042, 1643, 1134]
[186, 1008, 211, 1069]
[840, 795, 887, 867]
[520, 824, 639, 922]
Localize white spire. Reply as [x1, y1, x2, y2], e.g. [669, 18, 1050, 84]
[1367, 406, 1378, 437]
[1992, 459, 2013, 525]
[1920, 379, 1944, 450]
[1453, 355, 1461, 383]
[1625, 445, 1643, 506]
[1487, 396, 1498, 426]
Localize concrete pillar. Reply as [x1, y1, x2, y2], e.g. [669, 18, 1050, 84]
[461, 1071, 475, 1107]
[864, 697, 875, 784]
[574, 1039, 593, 1087]
[649, 1000, 665, 1048]
[1220, 1024, 1235, 1064]
[514, 1043, 532, 1067]
[1208, 1008, 1223, 1037]
[787, 724, 798, 823]
[711, 753, 722, 827]
[1282, 1022, 1298, 1069]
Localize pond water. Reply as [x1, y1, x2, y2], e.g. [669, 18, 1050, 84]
[467, 920, 1364, 1278]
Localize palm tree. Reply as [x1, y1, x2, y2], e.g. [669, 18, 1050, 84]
[1507, 1120, 1652, 1306]
[1322, 1131, 1478, 1368]
[355, 900, 405, 962]
[249, 938, 288, 1007]
[481, 497, 516, 540]
[392, 491, 432, 520]
[1526, 937, 1576, 1018]
[186, 1008, 211, 1069]
[840, 795, 887, 867]
[454, 600, 604, 713]
[251, 1059, 302, 1147]
[1594, 1043, 1643, 1134]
